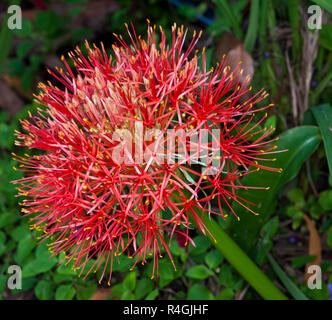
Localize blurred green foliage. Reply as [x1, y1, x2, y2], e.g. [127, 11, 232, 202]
[0, 0, 332, 300]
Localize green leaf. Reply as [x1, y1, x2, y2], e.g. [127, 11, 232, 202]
[55, 284, 76, 300]
[215, 288, 234, 300]
[187, 284, 214, 300]
[145, 289, 158, 300]
[11, 276, 36, 294]
[0, 212, 15, 228]
[34, 280, 54, 300]
[319, 25, 332, 51]
[10, 224, 30, 242]
[311, 0, 332, 13]
[56, 263, 77, 276]
[244, 0, 259, 53]
[287, 188, 305, 205]
[77, 284, 97, 300]
[0, 5, 16, 74]
[327, 226, 332, 248]
[135, 278, 154, 299]
[205, 250, 224, 269]
[0, 232, 6, 256]
[12, 19, 33, 37]
[305, 283, 330, 300]
[291, 255, 316, 269]
[311, 104, 332, 176]
[111, 283, 124, 298]
[218, 264, 238, 289]
[188, 235, 211, 255]
[121, 291, 135, 300]
[261, 216, 279, 239]
[318, 190, 332, 211]
[34, 10, 64, 37]
[212, 0, 243, 39]
[16, 40, 34, 59]
[265, 250, 308, 300]
[123, 271, 136, 292]
[230, 126, 321, 250]
[53, 273, 74, 284]
[22, 252, 58, 278]
[288, 0, 300, 57]
[186, 265, 214, 280]
[14, 236, 36, 264]
[157, 259, 177, 288]
[265, 115, 277, 131]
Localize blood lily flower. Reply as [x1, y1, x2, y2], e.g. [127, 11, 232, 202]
[12, 22, 281, 284]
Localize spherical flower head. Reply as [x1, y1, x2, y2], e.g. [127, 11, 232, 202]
[12, 22, 280, 284]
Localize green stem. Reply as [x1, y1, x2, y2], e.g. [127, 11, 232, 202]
[201, 215, 288, 300]
[175, 170, 287, 299]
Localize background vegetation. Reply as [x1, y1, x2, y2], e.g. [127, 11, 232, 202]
[0, 0, 331, 300]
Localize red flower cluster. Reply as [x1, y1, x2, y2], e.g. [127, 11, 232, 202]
[12, 22, 280, 284]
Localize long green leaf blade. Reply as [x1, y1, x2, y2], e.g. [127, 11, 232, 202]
[212, 0, 243, 39]
[230, 126, 321, 250]
[311, 0, 332, 14]
[311, 104, 332, 175]
[265, 250, 309, 300]
[244, 0, 260, 53]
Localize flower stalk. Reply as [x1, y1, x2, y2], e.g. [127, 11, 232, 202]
[201, 214, 288, 300]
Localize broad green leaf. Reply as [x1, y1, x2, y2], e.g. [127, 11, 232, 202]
[265, 115, 277, 130]
[230, 126, 321, 250]
[305, 283, 331, 300]
[11, 277, 36, 294]
[121, 291, 135, 300]
[311, 0, 332, 13]
[10, 224, 30, 242]
[22, 252, 58, 277]
[291, 255, 316, 269]
[187, 284, 214, 300]
[0, 232, 6, 256]
[188, 236, 211, 255]
[212, 0, 243, 39]
[218, 264, 238, 289]
[0, 212, 15, 228]
[145, 289, 158, 300]
[135, 278, 154, 299]
[123, 271, 136, 291]
[327, 226, 332, 248]
[319, 25, 332, 51]
[215, 288, 234, 300]
[110, 283, 124, 298]
[34, 280, 54, 300]
[260, 216, 279, 239]
[318, 190, 332, 211]
[14, 236, 36, 265]
[287, 188, 305, 205]
[311, 104, 332, 176]
[16, 40, 34, 59]
[186, 265, 214, 279]
[55, 284, 76, 300]
[77, 284, 97, 300]
[205, 250, 224, 269]
[265, 250, 308, 300]
[12, 19, 33, 37]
